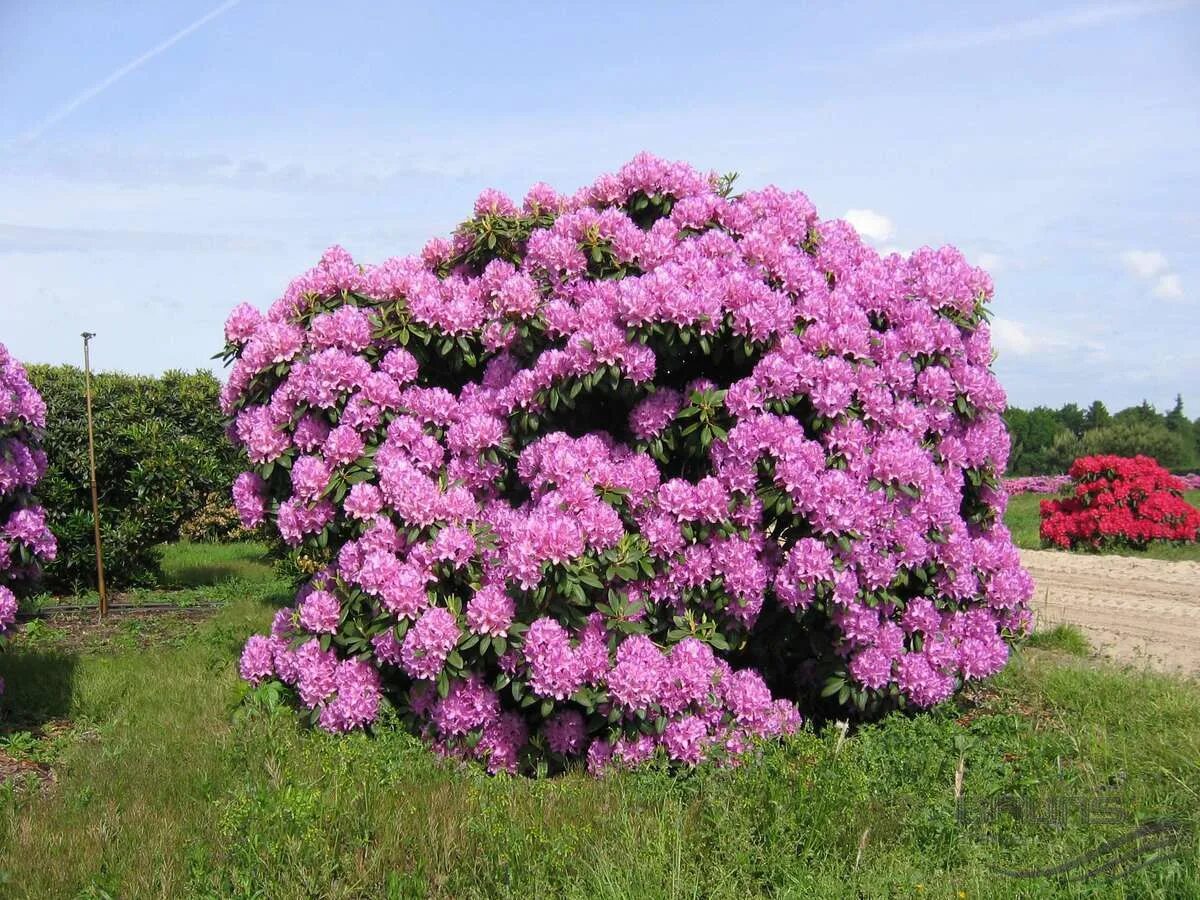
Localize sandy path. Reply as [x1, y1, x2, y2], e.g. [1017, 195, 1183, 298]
[1021, 549, 1200, 676]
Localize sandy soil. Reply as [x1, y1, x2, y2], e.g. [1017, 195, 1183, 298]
[1021, 549, 1200, 676]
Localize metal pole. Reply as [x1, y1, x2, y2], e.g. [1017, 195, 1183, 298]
[82, 332, 108, 618]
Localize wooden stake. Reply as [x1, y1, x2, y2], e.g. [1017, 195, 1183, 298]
[82, 332, 108, 618]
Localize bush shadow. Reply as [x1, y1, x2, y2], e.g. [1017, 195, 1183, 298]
[0, 650, 78, 729]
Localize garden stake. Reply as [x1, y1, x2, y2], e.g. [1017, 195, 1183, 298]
[82, 331, 108, 618]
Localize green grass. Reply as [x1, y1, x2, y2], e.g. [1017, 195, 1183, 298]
[160, 539, 277, 588]
[0, 542, 1197, 897]
[1023, 624, 1091, 657]
[1003, 490, 1200, 562]
[23, 540, 278, 612]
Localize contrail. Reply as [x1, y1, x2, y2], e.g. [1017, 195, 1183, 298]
[888, 0, 1196, 54]
[16, 0, 243, 144]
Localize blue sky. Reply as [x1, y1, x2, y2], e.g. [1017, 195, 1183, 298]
[1, 0, 1197, 412]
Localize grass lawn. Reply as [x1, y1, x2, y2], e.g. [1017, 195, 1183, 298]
[161, 539, 278, 588]
[1004, 490, 1200, 562]
[21, 541, 279, 614]
[0, 543, 1197, 897]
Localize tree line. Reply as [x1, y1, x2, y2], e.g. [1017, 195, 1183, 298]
[1003, 395, 1199, 476]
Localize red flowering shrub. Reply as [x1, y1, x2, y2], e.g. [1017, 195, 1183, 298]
[1039, 455, 1200, 549]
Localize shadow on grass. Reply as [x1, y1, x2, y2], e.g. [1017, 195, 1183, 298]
[165, 563, 256, 589]
[0, 650, 77, 728]
[158, 541, 277, 590]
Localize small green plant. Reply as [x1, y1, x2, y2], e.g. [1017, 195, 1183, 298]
[16, 620, 66, 646]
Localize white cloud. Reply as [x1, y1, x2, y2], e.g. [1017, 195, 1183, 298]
[843, 208, 896, 243]
[975, 252, 1004, 273]
[1119, 249, 1186, 302]
[1153, 273, 1184, 299]
[1120, 249, 1169, 278]
[991, 318, 1035, 356]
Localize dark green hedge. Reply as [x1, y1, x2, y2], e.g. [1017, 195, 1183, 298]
[26, 366, 241, 593]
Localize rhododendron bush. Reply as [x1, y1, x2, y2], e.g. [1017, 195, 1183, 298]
[0, 343, 57, 694]
[1040, 455, 1200, 549]
[224, 154, 1033, 774]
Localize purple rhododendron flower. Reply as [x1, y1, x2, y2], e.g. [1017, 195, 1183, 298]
[226, 154, 1032, 774]
[0, 343, 56, 699]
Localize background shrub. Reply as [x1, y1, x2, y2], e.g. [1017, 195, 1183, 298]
[28, 366, 242, 592]
[1040, 454, 1200, 549]
[180, 491, 261, 543]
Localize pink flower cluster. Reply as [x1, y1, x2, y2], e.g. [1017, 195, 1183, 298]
[227, 154, 1032, 774]
[1003, 475, 1072, 495]
[0, 342, 57, 691]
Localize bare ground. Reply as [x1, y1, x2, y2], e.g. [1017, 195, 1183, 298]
[1021, 549, 1200, 676]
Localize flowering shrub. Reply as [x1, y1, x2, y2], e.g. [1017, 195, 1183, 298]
[1180, 473, 1200, 491]
[0, 343, 57, 695]
[1040, 455, 1200, 549]
[1003, 475, 1071, 495]
[225, 154, 1032, 774]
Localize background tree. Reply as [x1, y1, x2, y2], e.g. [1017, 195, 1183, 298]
[1005, 396, 1198, 474]
[1056, 402, 1086, 438]
[28, 366, 242, 592]
[1084, 400, 1111, 431]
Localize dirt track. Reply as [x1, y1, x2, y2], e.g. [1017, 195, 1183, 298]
[1022, 549, 1200, 676]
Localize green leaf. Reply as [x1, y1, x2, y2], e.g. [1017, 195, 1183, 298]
[820, 676, 845, 698]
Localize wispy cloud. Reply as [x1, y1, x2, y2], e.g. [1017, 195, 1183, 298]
[13, 0, 243, 144]
[0, 222, 282, 255]
[889, 1, 1194, 54]
[992, 316, 1108, 358]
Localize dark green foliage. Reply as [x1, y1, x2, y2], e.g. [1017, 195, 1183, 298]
[1005, 396, 1200, 475]
[26, 366, 242, 592]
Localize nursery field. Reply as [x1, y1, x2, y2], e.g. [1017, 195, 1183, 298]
[1022, 549, 1200, 676]
[1006, 492, 1200, 675]
[0, 543, 1198, 898]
